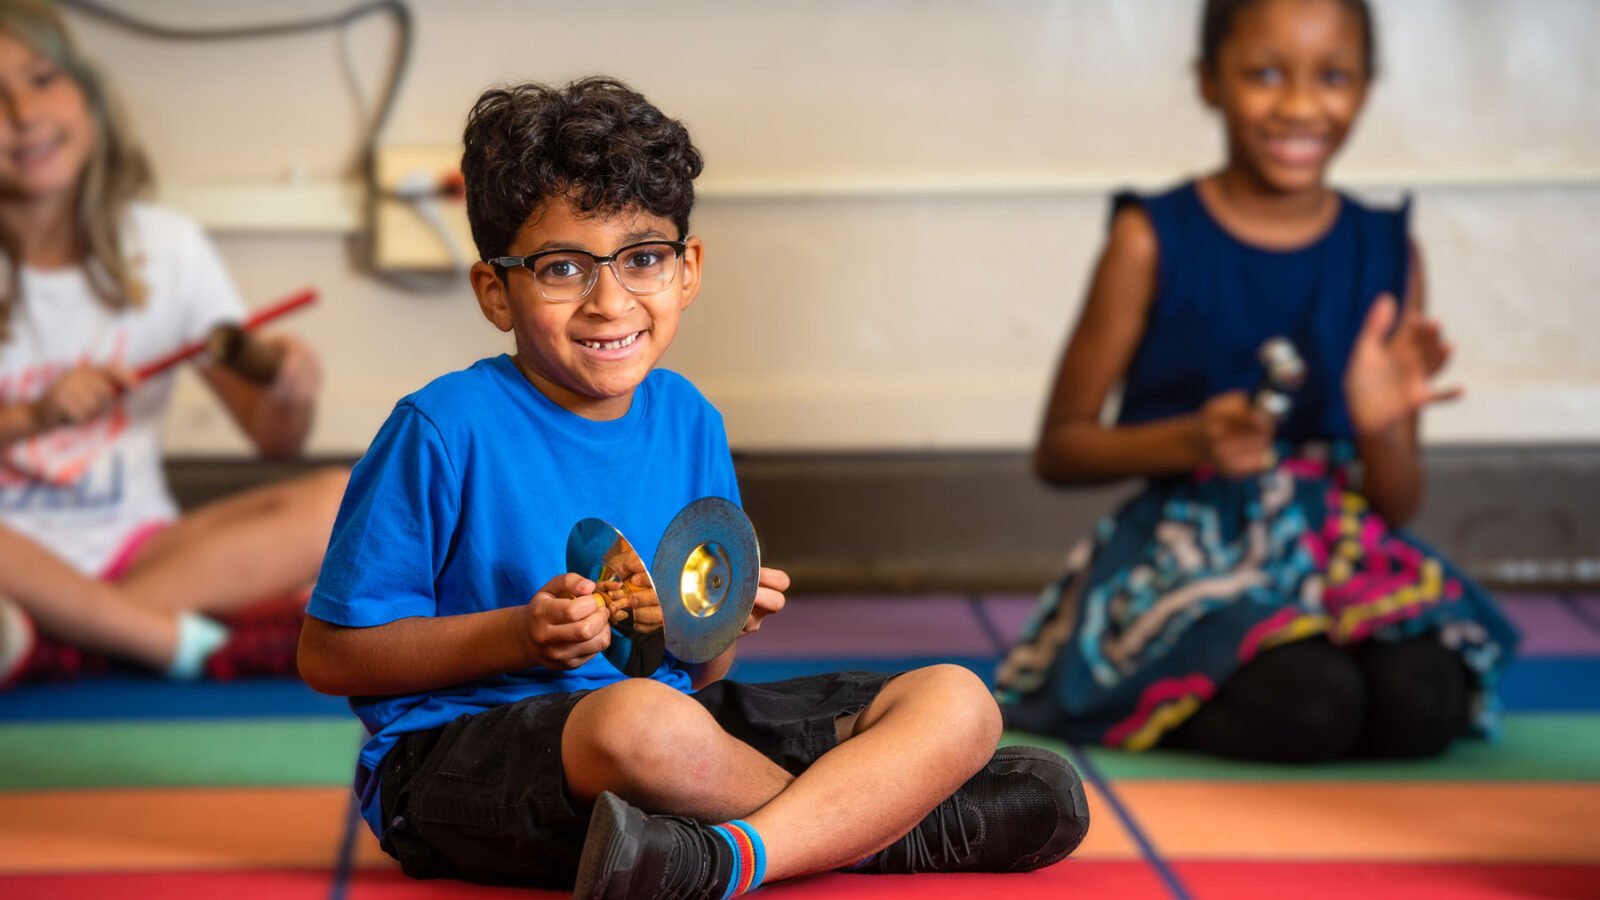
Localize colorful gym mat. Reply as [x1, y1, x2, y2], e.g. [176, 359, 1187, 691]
[2, 593, 1597, 898]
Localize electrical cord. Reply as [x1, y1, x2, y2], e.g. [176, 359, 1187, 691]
[58, 0, 458, 292]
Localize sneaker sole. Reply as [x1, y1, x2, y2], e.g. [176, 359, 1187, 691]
[991, 745, 1091, 871]
[573, 791, 640, 900]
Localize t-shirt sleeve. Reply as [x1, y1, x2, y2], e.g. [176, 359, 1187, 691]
[705, 409, 742, 508]
[174, 216, 248, 345]
[307, 404, 461, 627]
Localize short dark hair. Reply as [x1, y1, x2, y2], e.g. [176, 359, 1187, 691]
[1199, 0, 1377, 78]
[460, 76, 703, 261]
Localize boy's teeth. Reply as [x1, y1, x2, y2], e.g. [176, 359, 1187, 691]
[579, 331, 641, 351]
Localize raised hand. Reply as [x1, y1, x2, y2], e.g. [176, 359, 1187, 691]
[1344, 293, 1461, 437]
[524, 572, 611, 670]
[1196, 390, 1276, 478]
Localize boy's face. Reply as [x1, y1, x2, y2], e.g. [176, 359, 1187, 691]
[471, 196, 702, 420]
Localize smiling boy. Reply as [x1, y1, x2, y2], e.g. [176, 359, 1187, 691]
[298, 77, 1089, 898]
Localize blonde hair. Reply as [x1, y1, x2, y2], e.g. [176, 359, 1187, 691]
[0, 0, 152, 341]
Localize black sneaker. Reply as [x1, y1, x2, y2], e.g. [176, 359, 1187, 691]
[860, 745, 1090, 874]
[574, 791, 733, 900]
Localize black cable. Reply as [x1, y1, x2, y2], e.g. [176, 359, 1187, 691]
[59, 0, 456, 292]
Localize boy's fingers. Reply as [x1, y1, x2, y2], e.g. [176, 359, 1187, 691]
[757, 566, 791, 592]
[754, 586, 785, 615]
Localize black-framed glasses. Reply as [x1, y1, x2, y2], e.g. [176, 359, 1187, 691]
[488, 240, 688, 303]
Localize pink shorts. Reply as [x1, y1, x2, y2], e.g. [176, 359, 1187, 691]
[99, 521, 171, 581]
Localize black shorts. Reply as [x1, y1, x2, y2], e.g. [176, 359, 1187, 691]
[377, 671, 893, 887]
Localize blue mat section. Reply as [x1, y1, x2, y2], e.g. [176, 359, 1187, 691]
[1499, 657, 1600, 711]
[0, 677, 352, 722]
[2, 655, 1594, 722]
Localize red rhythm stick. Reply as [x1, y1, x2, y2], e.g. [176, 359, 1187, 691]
[133, 288, 318, 381]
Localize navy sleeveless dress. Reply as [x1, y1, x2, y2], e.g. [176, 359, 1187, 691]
[996, 182, 1519, 750]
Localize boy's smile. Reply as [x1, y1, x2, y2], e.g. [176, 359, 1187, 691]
[471, 196, 702, 421]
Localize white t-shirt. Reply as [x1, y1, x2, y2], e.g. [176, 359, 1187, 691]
[0, 203, 245, 575]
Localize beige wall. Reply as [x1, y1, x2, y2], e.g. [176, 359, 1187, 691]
[62, 0, 1600, 454]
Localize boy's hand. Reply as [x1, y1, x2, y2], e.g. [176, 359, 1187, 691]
[1196, 390, 1276, 478]
[32, 364, 137, 429]
[524, 573, 611, 669]
[740, 566, 789, 636]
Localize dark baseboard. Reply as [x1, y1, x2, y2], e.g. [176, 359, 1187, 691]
[166, 444, 1600, 593]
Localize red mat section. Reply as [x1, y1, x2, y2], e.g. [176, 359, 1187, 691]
[1173, 861, 1600, 900]
[1, 861, 1167, 899]
[0, 868, 332, 900]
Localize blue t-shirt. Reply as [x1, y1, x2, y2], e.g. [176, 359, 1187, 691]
[307, 355, 741, 835]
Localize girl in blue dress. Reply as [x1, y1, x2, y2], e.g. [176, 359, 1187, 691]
[996, 0, 1517, 762]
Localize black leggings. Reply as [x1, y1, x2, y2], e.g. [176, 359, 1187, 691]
[1162, 633, 1471, 763]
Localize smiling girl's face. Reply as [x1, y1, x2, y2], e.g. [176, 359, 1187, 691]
[1202, 0, 1371, 196]
[0, 27, 94, 204]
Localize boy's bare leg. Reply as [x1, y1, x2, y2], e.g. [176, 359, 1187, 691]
[118, 467, 347, 614]
[744, 664, 999, 879]
[563, 678, 796, 820]
[562, 664, 1000, 882]
[0, 524, 177, 668]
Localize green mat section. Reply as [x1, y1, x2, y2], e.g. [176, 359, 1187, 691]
[0, 719, 365, 790]
[1002, 713, 1600, 782]
[7, 713, 1595, 792]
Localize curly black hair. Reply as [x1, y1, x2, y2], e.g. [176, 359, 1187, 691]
[1199, 0, 1377, 78]
[460, 76, 703, 261]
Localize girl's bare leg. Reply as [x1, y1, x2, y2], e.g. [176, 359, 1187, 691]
[118, 467, 347, 614]
[0, 524, 176, 668]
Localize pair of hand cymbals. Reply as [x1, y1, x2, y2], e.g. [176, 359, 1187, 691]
[565, 497, 759, 677]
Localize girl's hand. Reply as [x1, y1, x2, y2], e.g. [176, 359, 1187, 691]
[263, 333, 322, 407]
[1344, 293, 1461, 437]
[1197, 390, 1276, 477]
[32, 364, 137, 429]
[741, 566, 789, 636]
[523, 573, 610, 670]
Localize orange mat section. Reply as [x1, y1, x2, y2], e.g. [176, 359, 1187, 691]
[0, 788, 351, 873]
[1117, 782, 1600, 863]
[0, 781, 1134, 876]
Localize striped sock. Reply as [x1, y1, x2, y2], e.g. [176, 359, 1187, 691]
[709, 819, 767, 897]
[844, 850, 879, 871]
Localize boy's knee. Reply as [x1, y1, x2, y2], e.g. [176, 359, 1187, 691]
[566, 680, 719, 773]
[902, 664, 1002, 748]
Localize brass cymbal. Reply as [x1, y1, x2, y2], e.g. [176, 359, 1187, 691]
[566, 517, 665, 677]
[651, 497, 760, 664]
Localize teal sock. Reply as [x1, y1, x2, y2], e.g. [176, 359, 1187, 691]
[165, 613, 229, 681]
[709, 819, 767, 897]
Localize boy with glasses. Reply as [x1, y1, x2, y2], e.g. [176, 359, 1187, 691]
[298, 77, 1089, 899]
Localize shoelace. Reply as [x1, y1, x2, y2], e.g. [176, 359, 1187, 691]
[654, 817, 722, 900]
[890, 795, 974, 874]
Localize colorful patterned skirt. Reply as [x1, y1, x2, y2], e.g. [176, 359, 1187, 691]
[996, 443, 1519, 750]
